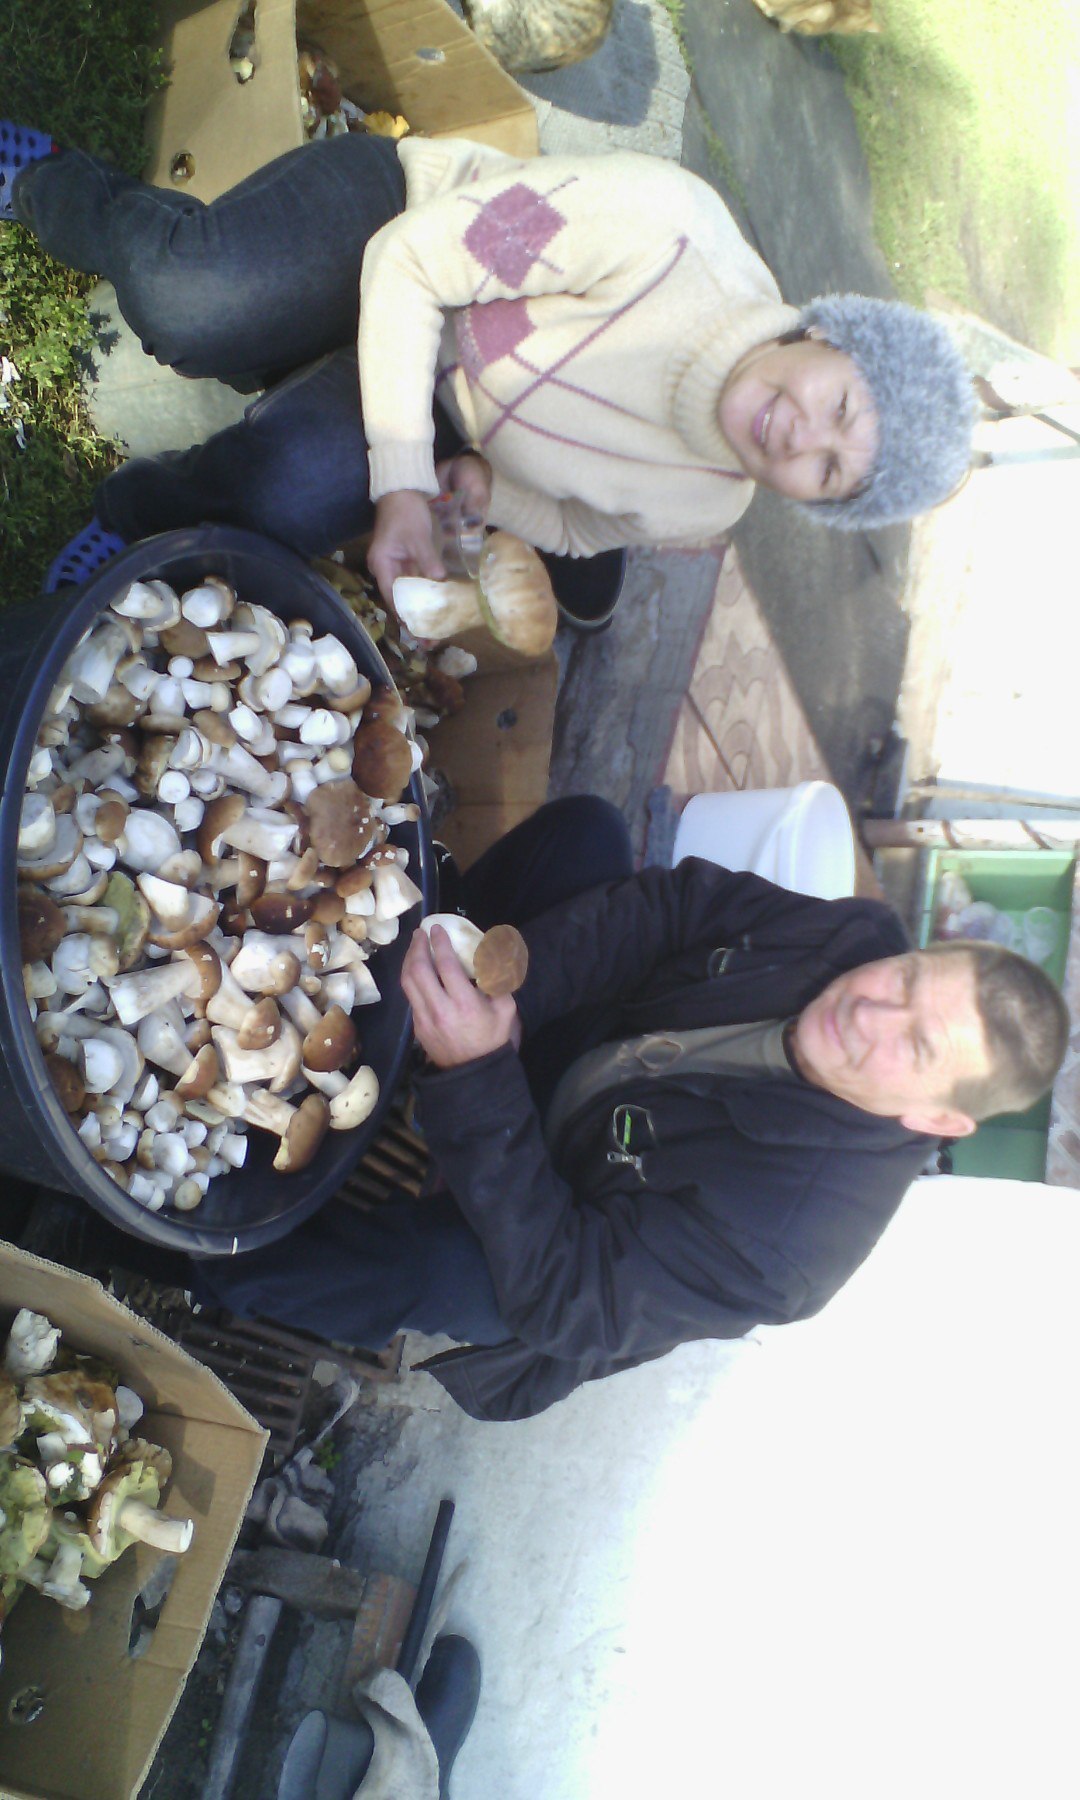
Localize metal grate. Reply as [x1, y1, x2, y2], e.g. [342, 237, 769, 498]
[172, 1312, 404, 1460]
[333, 1092, 431, 1208]
[123, 1099, 427, 1458]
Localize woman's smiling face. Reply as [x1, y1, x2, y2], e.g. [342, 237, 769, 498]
[718, 333, 879, 503]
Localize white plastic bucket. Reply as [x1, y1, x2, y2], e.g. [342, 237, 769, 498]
[672, 781, 856, 899]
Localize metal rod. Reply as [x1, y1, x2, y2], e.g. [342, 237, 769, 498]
[905, 780, 1080, 811]
[202, 1593, 285, 1800]
[395, 1498, 455, 1687]
[863, 818, 1080, 850]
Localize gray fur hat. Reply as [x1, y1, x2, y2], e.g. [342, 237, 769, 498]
[797, 293, 976, 531]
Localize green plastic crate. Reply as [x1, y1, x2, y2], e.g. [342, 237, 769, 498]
[917, 848, 1075, 1180]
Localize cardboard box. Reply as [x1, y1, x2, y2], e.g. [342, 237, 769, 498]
[425, 632, 558, 869]
[0, 1248, 267, 1800]
[145, 0, 538, 204]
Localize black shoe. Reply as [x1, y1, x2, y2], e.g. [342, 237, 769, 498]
[415, 1634, 481, 1799]
[277, 1711, 375, 1800]
[540, 545, 628, 634]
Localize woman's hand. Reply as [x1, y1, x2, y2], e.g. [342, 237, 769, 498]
[368, 489, 445, 606]
[402, 923, 522, 1070]
[434, 451, 493, 519]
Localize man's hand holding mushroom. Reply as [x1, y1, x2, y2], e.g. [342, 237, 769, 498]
[402, 923, 522, 1069]
[368, 489, 446, 606]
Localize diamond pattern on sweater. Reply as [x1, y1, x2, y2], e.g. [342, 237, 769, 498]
[458, 298, 535, 378]
[463, 184, 565, 289]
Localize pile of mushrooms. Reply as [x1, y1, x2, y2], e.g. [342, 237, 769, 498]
[393, 531, 559, 658]
[17, 573, 437, 1212]
[0, 1308, 193, 1651]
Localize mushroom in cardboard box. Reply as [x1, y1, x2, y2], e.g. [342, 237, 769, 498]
[0, 1246, 266, 1800]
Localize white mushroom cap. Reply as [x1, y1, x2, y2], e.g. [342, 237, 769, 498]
[182, 580, 235, 629]
[19, 793, 57, 857]
[328, 1064, 379, 1131]
[117, 811, 183, 873]
[112, 579, 181, 630]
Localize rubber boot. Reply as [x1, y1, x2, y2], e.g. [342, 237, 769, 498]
[415, 1634, 482, 1799]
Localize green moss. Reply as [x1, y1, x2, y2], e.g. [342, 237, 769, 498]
[658, 0, 689, 62]
[0, 0, 166, 608]
[701, 122, 747, 212]
[833, 0, 1080, 362]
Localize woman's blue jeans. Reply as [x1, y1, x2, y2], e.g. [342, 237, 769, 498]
[14, 134, 467, 553]
[190, 796, 635, 1350]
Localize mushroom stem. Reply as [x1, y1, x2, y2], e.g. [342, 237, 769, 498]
[116, 1497, 194, 1554]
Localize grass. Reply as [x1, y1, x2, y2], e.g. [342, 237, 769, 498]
[833, 0, 1080, 363]
[0, 0, 166, 608]
[701, 121, 747, 212]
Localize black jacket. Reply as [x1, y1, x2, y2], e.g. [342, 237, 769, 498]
[413, 858, 932, 1421]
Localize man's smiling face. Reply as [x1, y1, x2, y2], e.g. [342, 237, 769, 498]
[790, 950, 990, 1137]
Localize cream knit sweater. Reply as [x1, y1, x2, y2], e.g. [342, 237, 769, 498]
[358, 139, 798, 557]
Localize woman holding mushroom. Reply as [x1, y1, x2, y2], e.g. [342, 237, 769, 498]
[3, 125, 975, 626]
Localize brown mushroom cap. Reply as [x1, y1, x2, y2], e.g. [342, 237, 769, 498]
[301, 1005, 358, 1073]
[335, 866, 375, 899]
[363, 686, 405, 728]
[175, 1041, 221, 1099]
[421, 667, 466, 716]
[473, 924, 530, 998]
[286, 846, 321, 891]
[235, 852, 267, 908]
[94, 795, 130, 846]
[181, 941, 224, 1008]
[477, 532, 558, 658]
[351, 722, 412, 804]
[86, 684, 146, 730]
[273, 1092, 331, 1173]
[236, 996, 283, 1052]
[305, 778, 378, 869]
[116, 1436, 173, 1482]
[45, 1053, 86, 1115]
[312, 890, 346, 927]
[18, 885, 67, 961]
[249, 889, 317, 933]
[197, 792, 246, 863]
[160, 617, 211, 659]
[193, 707, 237, 749]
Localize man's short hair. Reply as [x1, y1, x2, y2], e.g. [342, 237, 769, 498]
[926, 941, 1070, 1121]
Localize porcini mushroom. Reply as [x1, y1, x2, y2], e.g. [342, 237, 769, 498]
[273, 1092, 331, 1172]
[86, 1440, 194, 1560]
[0, 1459, 52, 1578]
[3, 1310, 60, 1380]
[393, 531, 557, 657]
[419, 915, 529, 996]
[304, 778, 378, 868]
[351, 722, 413, 804]
[328, 1064, 379, 1131]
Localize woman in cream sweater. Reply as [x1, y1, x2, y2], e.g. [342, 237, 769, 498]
[4, 126, 974, 624]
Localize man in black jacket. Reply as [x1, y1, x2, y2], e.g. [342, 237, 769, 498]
[194, 797, 1068, 1422]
